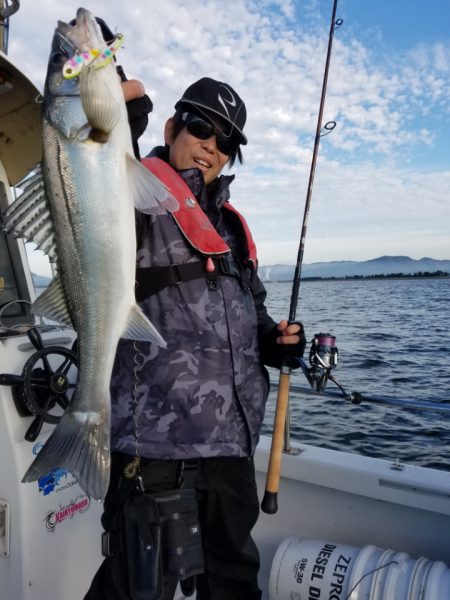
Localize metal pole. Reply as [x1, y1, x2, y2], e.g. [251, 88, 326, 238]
[0, 0, 20, 54]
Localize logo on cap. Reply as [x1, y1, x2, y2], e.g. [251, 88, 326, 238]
[218, 86, 237, 121]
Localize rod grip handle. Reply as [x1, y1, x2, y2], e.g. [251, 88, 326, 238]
[261, 491, 278, 514]
[261, 371, 291, 515]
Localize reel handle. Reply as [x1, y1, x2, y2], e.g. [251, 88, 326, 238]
[349, 391, 363, 405]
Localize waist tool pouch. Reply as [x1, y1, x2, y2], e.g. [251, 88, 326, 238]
[123, 488, 204, 600]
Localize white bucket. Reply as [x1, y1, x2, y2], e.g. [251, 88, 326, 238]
[269, 537, 450, 600]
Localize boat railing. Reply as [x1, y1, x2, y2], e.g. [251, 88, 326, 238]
[270, 380, 450, 414]
[269, 378, 450, 454]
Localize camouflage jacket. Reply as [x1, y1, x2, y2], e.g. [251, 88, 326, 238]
[110, 149, 279, 460]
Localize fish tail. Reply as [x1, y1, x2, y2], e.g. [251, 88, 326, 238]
[22, 412, 110, 501]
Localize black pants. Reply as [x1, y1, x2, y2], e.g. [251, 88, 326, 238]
[83, 455, 262, 600]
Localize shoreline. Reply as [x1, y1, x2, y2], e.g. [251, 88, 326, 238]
[263, 274, 450, 283]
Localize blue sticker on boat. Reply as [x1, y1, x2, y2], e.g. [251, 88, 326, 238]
[38, 468, 71, 496]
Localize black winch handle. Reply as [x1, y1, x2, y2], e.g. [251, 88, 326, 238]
[27, 327, 45, 351]
[25, 415, 47, 442]
[0, 373, 24, 385]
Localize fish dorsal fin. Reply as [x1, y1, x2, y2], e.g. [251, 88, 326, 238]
[32, 275, 72, 327]
[4, 165, 58, 263]
[126, 153, 179, 215]
[122, 304, 166, 348]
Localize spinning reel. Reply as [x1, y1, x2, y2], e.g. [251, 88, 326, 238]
[0, 327, 78, 441]
[306, 333, 338, 392]
[302, 332, 362, 404]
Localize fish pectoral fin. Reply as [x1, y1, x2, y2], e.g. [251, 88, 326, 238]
[122, 304, 167, 348]
[3, 164, 58, 263]
[127, 153, 179, 215]
[80, 66, 120, 139]
[32, 275, 72, 326]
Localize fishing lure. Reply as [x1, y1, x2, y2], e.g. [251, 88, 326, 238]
[62, 33, 125, 79]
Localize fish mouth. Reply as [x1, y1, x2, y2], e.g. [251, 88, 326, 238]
[56, 8, 104, 53]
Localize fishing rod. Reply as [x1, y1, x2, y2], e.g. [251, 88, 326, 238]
[261, 0, 342, 515]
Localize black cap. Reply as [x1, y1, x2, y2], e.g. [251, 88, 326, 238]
[94, 17, 115, 44]
[175, 77, 247, 145]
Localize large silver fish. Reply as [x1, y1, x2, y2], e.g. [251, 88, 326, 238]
[4, 8, 177, 500]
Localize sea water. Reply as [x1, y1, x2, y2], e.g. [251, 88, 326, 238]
[262, 278, 450, 471]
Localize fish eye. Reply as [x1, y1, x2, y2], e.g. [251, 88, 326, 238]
[50, 51, 67, 66]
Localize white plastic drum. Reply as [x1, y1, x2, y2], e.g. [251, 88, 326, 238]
[269, 537, 450, 600]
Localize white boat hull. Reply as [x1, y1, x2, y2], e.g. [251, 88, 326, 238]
[0, 332, 449, 599]
[253, 436, 450, 597]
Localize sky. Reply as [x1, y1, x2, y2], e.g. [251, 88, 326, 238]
[5, 0, 450, 275]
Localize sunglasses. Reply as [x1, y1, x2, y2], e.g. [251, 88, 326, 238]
[181, 112, 239, 156]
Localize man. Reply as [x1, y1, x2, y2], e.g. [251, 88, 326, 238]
[84, 75, 305, 600]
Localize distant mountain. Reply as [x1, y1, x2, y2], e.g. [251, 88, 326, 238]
[258, 256, 450, 282]
[32, 257, 450, 287]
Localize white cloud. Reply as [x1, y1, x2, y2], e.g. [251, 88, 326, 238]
[8, 0, 450, 267]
